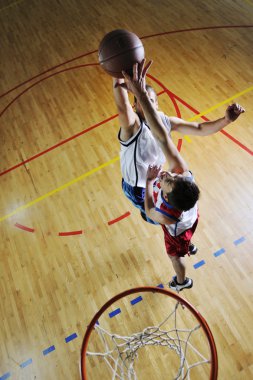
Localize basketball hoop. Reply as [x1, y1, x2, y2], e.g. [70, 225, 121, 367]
[80, 286, 218, 379]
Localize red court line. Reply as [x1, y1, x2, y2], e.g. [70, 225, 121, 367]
[108, 212, 131, 225]
[0, 63, 99, 118]
[141, 25, 253, 40]
[148, 74, 253, 156]
[14, 223, 35, 232]
[0, 113, 118, 176]
[0, 50, 98, 99]
[1, 70, 252, 177]
[1, 25, 252, 99]
[58, 230, 83, 236]
[0, 81, 180, 177]
[177, 139, 183, 152]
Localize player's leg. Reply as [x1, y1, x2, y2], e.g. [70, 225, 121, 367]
[169, 255, 186, 284]
[122, 179, 159, 224]
[162, 226, 193, 291]
[168, 256, 193, 291]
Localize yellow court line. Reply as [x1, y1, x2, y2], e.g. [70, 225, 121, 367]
[0, 0, 24, 12]
[184, 85, 253, 142]
[1, 85, 253, 223]
[184, 136, 192, 143]
[0, 156, 120, 223]
[188, 86, 253, 121]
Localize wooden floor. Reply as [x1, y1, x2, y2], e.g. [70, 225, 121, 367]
[0, 0, 253, 379]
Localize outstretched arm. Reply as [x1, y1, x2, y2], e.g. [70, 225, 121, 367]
[170, 103, 245, 136]
[144, 165, 175, 224]
[112, 78, 138, 141]
[122, 60, 188, 173]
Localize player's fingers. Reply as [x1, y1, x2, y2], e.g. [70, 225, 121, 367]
[138, 59, 145, 81]
[143, 60, 153, 78]
[133, 62, 139, 81]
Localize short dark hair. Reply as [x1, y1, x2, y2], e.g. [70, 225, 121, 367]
[167, 178, 200, 211]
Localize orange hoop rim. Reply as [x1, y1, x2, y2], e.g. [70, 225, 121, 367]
[80, 286, 218, 380]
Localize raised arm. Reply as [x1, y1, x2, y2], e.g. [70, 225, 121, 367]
[170, 103, 245, 136]
[112, 78, 138, 141]
[122, 61, 188, 173]
[144, 165, 176, 224]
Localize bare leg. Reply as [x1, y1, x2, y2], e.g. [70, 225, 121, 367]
[169, 256, 186, 284]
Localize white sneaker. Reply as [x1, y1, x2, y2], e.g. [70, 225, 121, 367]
[189, 243, 198, 255]
[169, 276, 193, 291]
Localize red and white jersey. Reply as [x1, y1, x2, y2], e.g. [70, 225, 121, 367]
[119, 112, 171, 188]
[153, 175, 198, 236]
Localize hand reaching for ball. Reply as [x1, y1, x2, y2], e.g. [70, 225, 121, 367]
[225, 103, 245, 122]
[117, 59, 153, 97]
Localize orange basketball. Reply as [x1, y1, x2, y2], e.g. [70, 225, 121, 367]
[98, 29, 145, 78]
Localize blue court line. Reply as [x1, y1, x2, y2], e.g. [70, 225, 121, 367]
[20, 358, 32, 368]
[193, 260, 206, 269]
[0, 373, 11, 380]
[130, 296, 143, 305]
[109, 308, 121, 318]
[65, 333, 78, 343]
[213, 248, 225, 257]
[43, 345, 55, 356]
[234, 236, 245, 246]
[1, 232, 248, 379]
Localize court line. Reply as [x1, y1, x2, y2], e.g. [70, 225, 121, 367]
[0, 232, 247, 379]
[1, 82, 252, 178]
[108, 212, 131, 225]
[1, 24, 253, 99]
[1, 83, 252, 223]
[58, 230, 83, 236]
[14, 223, 34, 232]
[148, 74, 253, 156]
[1, 22, 252, 379]
[234, 236, 246, 245]
[193, 260, 206, 269]
[0, 110, 117, 177]
[213, 248, 226, 257]
[0, 64, 99, 119]
[0, 156, 119, 223]
[188, 86, 253, 121]
[177, 139, 183, 152]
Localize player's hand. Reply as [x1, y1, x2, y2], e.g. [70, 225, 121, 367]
[146, 164, 161, 181]
[121, 59, 153, 96]
[225, 103, 245, 122]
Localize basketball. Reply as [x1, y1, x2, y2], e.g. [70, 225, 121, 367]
[98, 29, 145, 78]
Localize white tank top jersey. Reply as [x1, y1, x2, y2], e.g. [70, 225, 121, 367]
[118, 112, 172, 188]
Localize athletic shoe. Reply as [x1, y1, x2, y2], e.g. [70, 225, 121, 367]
[169, 276, 193, 291]
[189, 243, 198, 255]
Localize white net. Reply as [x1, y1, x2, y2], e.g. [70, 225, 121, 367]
[86, 301, 211, 379]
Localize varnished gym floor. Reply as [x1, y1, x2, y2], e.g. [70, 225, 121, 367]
[1, 0, 253, 379]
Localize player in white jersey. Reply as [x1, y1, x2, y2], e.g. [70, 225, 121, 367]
[113, 75, 245, 226]
[120, 59, 245, 291]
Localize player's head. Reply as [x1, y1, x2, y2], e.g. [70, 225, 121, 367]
[134, 85, 158, 119]
[159, 171, 200, 211]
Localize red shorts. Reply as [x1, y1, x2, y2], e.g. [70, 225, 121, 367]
[162, 218, 199, 257]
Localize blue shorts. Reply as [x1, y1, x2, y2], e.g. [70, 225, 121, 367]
[122, 179, 159, 225]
